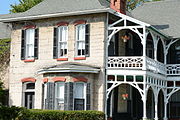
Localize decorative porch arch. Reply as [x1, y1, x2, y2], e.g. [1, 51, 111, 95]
[106, 82, 144, 100]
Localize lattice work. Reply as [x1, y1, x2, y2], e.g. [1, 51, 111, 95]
[146, 57, 166, 75]
[108, 57, 143, 69]
[167, 64, 180, 75]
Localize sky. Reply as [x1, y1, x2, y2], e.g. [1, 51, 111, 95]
[0, 0, 19, 14]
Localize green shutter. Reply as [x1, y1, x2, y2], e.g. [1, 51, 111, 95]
[21, 30, 26, 60]
[86, 83, 91, 110]
[85, 24, 90, 57]
[34, 28, 39, 59]
[45, 82, 55, 110]
[53, 27, 58, 58]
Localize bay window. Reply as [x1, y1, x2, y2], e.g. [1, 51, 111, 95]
[43, 81, 90, 111]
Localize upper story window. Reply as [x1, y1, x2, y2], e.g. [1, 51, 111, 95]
[21, 26, 39, 61]
[53, 22, 68, 60]
[75, 21, 90, 58]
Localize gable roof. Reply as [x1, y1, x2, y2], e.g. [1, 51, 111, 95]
[0, 0, 110, 22]
[131, 0, 180, 39]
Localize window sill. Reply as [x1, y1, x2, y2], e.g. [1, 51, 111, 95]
[56, 58, 68, 61]
[74, 57, 86, 60]
[23, 59, 35, 62]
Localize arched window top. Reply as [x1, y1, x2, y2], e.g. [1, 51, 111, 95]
[23, 25, 36, 30]
[56, 22, 69, 26]
[74, 20, 86, 26]
[21, 77, 36, 83]
[73, 77, 88, 82]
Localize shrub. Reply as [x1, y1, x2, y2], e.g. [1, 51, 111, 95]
[0, 105, 24, 120]
[17, 109, 105, 120]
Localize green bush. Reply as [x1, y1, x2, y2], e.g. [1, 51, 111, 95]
[0, 105, 24, 120]
[17, 109, 105, 120]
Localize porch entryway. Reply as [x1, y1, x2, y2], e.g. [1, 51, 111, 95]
[107, 84, 143, 120]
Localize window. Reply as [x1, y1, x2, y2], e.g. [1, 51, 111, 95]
[21, 27, 39, 60]
[75, 24, 90, 57]
[58, 26, 68, 58]
[53, 26, 68, 59]
[74, 83, 85, 110]
[22, 82, 35, 109]
[43, 82, 91, 111]
[54, 82, 65, 110]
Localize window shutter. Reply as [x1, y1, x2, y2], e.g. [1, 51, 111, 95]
[86, 83, 91, 110]
[85, 24, 90, 57]
[21, 30, 26, 60]
[34, 28, 39, 59]
[53, 27, 58, 58]
[64, 82, 74, 110]
[45, 82, 55, 110]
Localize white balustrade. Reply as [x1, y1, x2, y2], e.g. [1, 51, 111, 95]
[146, 57, 166, 75]
[107, 56, 143, 69]
[167, 64, 180, 75]
[107, 56, 166, 75]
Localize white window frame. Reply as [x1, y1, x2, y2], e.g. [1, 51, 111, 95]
[73, 82, 86, 110]
[54, 82, 65, 110]
[58, 26, 68, 58]
[25, 28, 35, 59]
[75, 24, 86, 57]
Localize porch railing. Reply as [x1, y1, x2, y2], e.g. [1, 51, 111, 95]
[107, 56, 143, 69]
[146, 57, 166, 75]
[107, 56, 166, 75]
[166, 64, 180, 75]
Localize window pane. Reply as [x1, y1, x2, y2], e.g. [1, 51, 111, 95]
[26, 29, 35, 58]
[76, 24, 85, 56]
[74, 83, 84, 98]
[58, 26, 68, 57]
[26, 29, 35, 44]
[56, 83, 64, 100]
[26, 83, 35, 89]
[74, 99, 84, 110]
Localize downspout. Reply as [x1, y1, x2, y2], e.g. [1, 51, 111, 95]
[104, 12, 109, 120]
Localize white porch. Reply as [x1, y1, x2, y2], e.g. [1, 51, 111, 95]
[105, 9, 180, 120]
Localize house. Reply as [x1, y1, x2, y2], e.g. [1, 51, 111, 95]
[0, 21, 11, 105]
[0, 0, 180, 120]
[0, 21, 11, 89]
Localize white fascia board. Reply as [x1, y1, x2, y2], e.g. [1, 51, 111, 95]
[0, 8, 110, 22]
[37, 68, 100, 74]
[107, 9, 150, 27]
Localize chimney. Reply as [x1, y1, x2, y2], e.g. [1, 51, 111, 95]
[110, 0, 126, 14]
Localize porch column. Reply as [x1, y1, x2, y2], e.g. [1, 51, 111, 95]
[142, 81, 147, 120]
[163, 101, 168, 120]
[142, 26, 147, 57]
[142, 98, 147, 120]
[154, 97, 158, 120]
